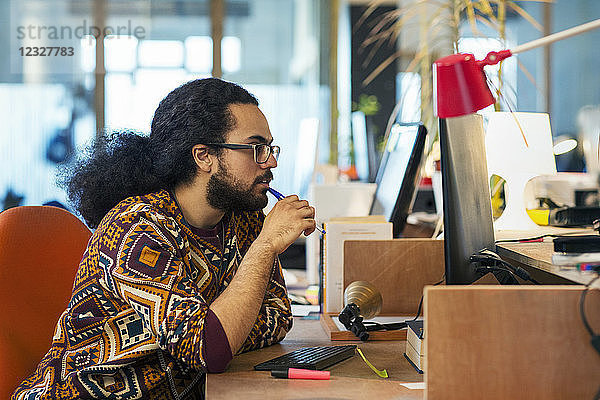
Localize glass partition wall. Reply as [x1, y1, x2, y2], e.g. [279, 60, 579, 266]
[1, 0, 330, 215]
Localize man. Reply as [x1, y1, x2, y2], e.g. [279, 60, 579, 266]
[13, 78, 316, 399]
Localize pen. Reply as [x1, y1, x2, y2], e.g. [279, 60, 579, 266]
[271, 367, 330, 380]
[267, 188, 326, 234]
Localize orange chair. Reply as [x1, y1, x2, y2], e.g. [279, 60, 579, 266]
[0, 206, 91, 398]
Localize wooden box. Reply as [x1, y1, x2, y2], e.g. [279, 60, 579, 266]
[344, 239, 445, 315]
[425, 285, 600, 399]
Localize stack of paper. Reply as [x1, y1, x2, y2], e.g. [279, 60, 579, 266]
[322, 217, 392, 313]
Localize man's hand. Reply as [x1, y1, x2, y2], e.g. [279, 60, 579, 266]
[210, 198, 315, 355]
[257, 195, 316, 254]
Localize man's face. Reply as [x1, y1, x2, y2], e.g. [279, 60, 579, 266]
[206, 103, 277, 212]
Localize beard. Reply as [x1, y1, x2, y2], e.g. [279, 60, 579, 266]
[206, 159, 272, 212]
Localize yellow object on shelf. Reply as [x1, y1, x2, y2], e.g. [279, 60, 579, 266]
[526, 209, 550, 226]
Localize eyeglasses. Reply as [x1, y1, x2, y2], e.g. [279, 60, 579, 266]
[205, 143, 280, 164]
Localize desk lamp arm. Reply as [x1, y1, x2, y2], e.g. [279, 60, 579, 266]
[479, 18, 600, 69]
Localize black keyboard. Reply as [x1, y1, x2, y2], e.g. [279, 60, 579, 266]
[254, 345, 357, 371]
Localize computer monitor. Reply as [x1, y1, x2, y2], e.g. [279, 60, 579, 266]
[351, 111, 379, 182]
[293, 118, 320, 200]
[351, 111, 369, 182]
[439, 114, 495, 284]
[370, 123, 427, 237]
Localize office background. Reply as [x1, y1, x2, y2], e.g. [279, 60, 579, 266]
[1, 0, 599, 213]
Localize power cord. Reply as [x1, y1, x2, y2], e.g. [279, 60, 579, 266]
[410, 276, 445, 322]
[474, 265, 521, 283]
[363, 277, 446, 334]
[579, 272, 600, 400]
[470, 248, 540, 285]
[362, 320, 407, 331]
[495, 231, 592, 244]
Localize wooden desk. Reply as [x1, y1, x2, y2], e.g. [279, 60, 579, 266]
[496, 236, 600, 287]
[207, 317, 424, 399]
[208, 230, 599, 398]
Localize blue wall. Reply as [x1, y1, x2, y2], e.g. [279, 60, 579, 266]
[510, 0, 600, 137]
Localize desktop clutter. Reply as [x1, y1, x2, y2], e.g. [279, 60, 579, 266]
[256, 187, 599, 396]
[305, 215, 599, 398]
[257, 121, 440, 379]
[267, 148, 598, 397]
[254, 19, 600, 395]
[266, 87, 600, 394]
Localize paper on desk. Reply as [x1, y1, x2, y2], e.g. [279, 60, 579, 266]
[400, 382, 426, 390]
[291, 304, 320, 317]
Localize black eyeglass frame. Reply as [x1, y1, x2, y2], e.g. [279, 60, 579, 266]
[205, 143, 280, 164]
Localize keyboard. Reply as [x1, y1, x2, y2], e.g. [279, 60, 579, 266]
[254, 345, 357, 371]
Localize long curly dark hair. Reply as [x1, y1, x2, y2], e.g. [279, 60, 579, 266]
[63, 78, 258, 228]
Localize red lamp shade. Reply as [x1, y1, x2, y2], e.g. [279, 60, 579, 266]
[433, 50, 512, 118]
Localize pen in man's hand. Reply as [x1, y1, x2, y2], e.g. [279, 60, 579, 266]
[266, 187, 286, 201]
[267, 187, 326, 235]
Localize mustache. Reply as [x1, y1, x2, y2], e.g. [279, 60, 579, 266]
[254, 171, 273, 185]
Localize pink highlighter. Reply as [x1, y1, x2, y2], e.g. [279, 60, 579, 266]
[271, 368, 330, 380]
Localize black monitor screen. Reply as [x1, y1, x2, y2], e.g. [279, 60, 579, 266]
[370, 123, 427, 237]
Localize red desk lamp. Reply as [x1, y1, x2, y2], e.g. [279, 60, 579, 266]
[432, 18, 600, 284]
[434, 18, 600, 118]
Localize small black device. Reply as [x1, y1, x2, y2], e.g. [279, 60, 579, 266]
[549, 206, 600, 227]
[553, 235, 600, 253]
[253, 345, 357, 371]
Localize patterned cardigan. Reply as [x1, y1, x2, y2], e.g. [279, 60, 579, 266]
[12, 190, 293, 399]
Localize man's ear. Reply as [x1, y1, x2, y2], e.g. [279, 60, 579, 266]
[191, 144, 214, 173]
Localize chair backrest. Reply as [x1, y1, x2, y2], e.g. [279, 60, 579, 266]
[0, 206, 91, 398]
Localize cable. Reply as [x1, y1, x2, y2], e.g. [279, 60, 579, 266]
[341, 276, 445, 340]
[411, 276, 445, 321]
[579, 274, 599, 337]
[360, 275, 445, 334]
[472, 249, 540, 285]
[495, 231, 592, 244]
[475, 266, 521, 283]
[401, 276, 444, 340]
[497, 259, 541, 285]
[363, 321, 407, 331]
[412, 296, 424, 322]
[579, 274, 600, 400]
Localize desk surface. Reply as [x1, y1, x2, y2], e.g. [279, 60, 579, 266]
[496, 232, 600, 287]
[207, 317, 423, 399]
